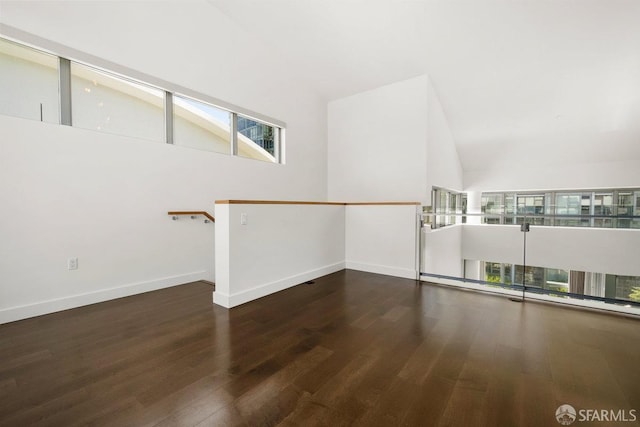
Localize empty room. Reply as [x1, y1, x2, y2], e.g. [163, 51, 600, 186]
[1, 1, 639, 426]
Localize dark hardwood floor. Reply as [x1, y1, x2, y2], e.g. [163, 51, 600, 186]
[1, 270, 639, 426]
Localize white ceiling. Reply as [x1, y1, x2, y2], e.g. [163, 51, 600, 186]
[208, 0, 640, 170]
[2, 0, 639, 172]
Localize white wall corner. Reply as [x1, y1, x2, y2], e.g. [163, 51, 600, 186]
[224, 262, 345, 308]
[345, 204, 420, 281]
[327, 74, 429, 202]
[213, 203, 231, 299]
[212, 291, 231, 308]
[346, 261, 417, 280]
[425, 75, 464, 193]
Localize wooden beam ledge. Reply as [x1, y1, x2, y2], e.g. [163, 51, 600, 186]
[215, 200, 420, 206]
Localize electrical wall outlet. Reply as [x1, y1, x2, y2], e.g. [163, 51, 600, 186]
[68, 257, 78, 270]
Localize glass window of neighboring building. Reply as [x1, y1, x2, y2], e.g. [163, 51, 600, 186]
[448, 192, 458, 225]
[481, 193, 502, 224]
[470, 260, 640, 307]
[503, 194, 516, 224]
[593, 192, 614, 228]
[237, 114, 278, 163]
[615, 276, 640, 302]
[546, 268, 569, 283]
[517, 194, 544, 215]
[71, 63, 165, 142]
[634, 191, 640, 229]
[439, 190, 447, 226]
[555, 193, 587, 227]
[516, 194, 545, 225]
[481, 261, 516, 285]
[617, 191, 635, 228]
[546, 268, 569, 292]
[0, 37, 59, 124]
[485, 262, 502, 283]
[483, 188, 640, 229]
[555, 193, 581, 216]
[428, 187, 465, 228]
[173, 94, 231, 155]
[503, 263, 513, 284]
[515, 265, 545, 287]
[618, 191, 634, 215]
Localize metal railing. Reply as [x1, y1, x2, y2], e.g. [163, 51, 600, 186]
[168, 211, 215, 223]
[419, 272, 640, 308]
[418, 213, 640, 314]
[424, 212, 640, 229]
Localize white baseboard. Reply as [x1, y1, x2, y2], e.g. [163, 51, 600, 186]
[421, 276, 523, 298]
[0, 271, 207, 324]
[212, 291, 230, 307]
[346, 261, 417, 280]
[214, 262, 345, 309]
[421, 277, 640, 316]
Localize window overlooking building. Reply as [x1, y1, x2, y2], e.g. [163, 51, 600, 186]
[481, 188, 640, 229]
[615, 276, 640, 303]
[472, 259, 640, 305]
[480, 193, 502, 224]
[515, 265, 548, 289]
[426, 187, 466, 228]
[516, 194, 545, 225]
[555, 193, 589, 227]
[484, 262, 502, 283]
[0, 36, 285, 163]
[593, 192, 614, 227]
[617, 191, 638, 228]
[237, 116, 274, 154]
[0, 37, 59, 124]
[237, 115, 279, 163]
[482, 261, 566, 291]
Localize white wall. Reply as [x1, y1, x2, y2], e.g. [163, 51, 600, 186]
[421, 78, 464, 279]
[213, 203, 345, 308]
[465, 158, 640, 193]
[426, 78, 463, 194]
[328, 75, 429, 203]
[422, 225, 463, 278]
[326, 73, 464, 281]
[463, 224, 640, 276]
[0, 117, 217, 323]
[327, 74, 463, 204]
[345, 204, 419, 279]
[0, 2, 328, 323]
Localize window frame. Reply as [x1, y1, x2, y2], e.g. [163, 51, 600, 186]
[0, 33, 286, 163]
[480, 188, 640, 229]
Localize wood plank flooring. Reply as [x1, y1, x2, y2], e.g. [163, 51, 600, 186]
[0, 270, 639, 426]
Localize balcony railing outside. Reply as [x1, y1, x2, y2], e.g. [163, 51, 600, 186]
[419, 212, 640, 314]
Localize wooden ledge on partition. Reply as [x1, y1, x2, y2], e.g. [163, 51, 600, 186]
[215, 200, 420, 206]
[168, 211, 215, 222]
[345, 201, 421, 206]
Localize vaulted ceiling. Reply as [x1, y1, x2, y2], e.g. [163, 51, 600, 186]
[2, 0, 640, 173]
[209, 0, 640, 171]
